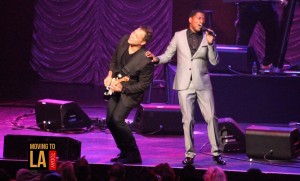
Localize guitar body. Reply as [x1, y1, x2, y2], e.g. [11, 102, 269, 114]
[104, 76, 130, 100]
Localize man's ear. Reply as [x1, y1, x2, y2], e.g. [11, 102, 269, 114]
[141, 40, 146, 46]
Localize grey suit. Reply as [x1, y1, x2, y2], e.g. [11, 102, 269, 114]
[158, 29, 221, 158]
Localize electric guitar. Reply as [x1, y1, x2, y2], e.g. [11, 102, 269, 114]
[104, 75, 130, 98]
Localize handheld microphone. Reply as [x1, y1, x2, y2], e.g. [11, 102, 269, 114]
[201, 26, 217, 37]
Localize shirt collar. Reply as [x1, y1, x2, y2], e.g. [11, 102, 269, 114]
[187, 28, 203, 37]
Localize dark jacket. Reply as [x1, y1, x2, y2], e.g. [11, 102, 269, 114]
[109, 35, 154, 107]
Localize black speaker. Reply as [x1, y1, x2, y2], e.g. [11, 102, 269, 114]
[3, 134, 81, 161]
[208, 45, 258, 73]
[35, 99, 92, 130]
[132, 104, 183, 135]
[218, 117, 245, 153]
[246, 125, 300, 160]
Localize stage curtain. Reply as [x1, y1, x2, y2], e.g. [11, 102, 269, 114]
[31, 0, 172, 84]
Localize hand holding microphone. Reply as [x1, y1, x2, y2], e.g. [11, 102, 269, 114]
[200, 25, 217, 37]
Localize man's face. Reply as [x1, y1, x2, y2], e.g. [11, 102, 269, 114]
[189, 12, 206, 32]
[128, 28, 146, 46]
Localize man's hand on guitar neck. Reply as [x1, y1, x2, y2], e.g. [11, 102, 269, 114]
[109, 81, 123, 93]
[105, 76, 130, 95]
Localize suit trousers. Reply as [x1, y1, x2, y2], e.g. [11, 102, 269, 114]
[235, 3, 279, 66]
[106, 94, 140, 156]
[178, 81, 220, 158]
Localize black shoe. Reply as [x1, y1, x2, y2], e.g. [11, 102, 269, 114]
[110, 153, 126, 162]
[213, 156, 226, 165]
[182, 157, 194, 165]
[117, 155, 142, 164]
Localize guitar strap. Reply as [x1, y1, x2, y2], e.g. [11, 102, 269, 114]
[120, 51, 150, 77]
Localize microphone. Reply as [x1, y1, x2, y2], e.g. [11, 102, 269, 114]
[201, 26, 217, 37]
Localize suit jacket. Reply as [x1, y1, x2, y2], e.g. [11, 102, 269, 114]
[158, 29, 219, 91]
[109, 35, 154, 107]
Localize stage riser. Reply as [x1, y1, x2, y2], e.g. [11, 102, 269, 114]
[167, 64, 300, 124]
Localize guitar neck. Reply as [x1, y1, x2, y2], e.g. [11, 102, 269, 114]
[115, 76, 130, 85]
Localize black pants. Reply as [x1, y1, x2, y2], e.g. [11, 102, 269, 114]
[106, 94, 140, 156]
[235, 3, 279, 66]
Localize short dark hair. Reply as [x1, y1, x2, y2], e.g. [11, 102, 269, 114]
[140, 25, 153, 43]
[189, 10, 205, 18]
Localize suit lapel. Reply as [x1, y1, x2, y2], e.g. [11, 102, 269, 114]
[192, 33, 208, 58]
[118, 37, 130, 66]
[180, 30, 192, 58]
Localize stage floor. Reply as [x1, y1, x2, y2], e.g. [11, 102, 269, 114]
[0, 79, 300, 180]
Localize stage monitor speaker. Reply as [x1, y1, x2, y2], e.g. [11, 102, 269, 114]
[218, 117, 245, 153]
[35, 99, 92, 130]
[3, 134, 81, 161]
[209, 45, 258, 73]
[132, 104, 183, 135]
[246, 125, 300, 160]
